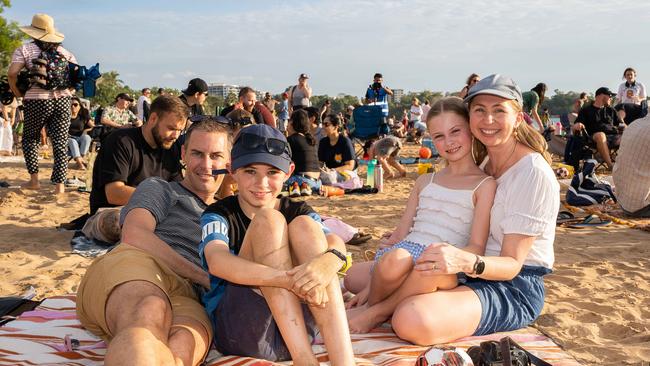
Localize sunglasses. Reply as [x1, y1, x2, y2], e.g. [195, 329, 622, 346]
[236, 133, 291, 156]
[71, 103, 80, 107]
[189, 114, 233, 126]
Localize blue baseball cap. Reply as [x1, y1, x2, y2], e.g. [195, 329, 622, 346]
[231, 124, 292, 173]
[464, 74, 523, 106]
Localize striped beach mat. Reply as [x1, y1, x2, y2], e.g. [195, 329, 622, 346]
[0, 295, 582, 365]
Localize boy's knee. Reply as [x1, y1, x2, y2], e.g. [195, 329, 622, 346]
[131, 295, 172, 327]
[252, 208, 287, 227]
[288, 215, 319, 231]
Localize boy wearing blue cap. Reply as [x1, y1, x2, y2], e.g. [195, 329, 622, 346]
[198, 124, 354, 365]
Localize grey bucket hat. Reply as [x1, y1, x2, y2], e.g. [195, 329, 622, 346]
[464, 74, 523, 106]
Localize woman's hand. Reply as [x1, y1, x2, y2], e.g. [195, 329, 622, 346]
[414, 243, 475, 275]
[379, 231, 398, 249]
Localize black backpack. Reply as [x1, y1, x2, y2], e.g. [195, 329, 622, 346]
[34, 46, 71, 90]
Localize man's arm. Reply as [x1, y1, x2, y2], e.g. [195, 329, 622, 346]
[122, 208, 210, 288]
[105, 181, 137, 206]
[383, 86, 393, 95]
[102, 111, 126, 129]
[7, 62, 24, 98]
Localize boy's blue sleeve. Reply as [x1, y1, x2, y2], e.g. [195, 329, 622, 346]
[306, 212, 332, 235]
[198, 212, 230, 264]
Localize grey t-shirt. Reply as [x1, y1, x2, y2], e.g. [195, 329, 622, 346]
[375, 135, 402, 157]
[120, 177, 207, 268]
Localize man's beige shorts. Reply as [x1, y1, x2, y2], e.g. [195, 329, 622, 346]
[76, 243, 212, 342]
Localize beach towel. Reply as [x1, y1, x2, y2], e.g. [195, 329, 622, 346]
[69, 231, 116, 258]
[0, 295, 581, 366]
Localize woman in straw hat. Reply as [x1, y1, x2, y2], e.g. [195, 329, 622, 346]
[7, 13, 77, 194]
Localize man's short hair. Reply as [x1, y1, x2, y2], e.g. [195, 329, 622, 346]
[374, 73, 383, 79]
[158, 88, 164, 94]
[142, 88, 150, 94]
[150, 95, 189, 121]
[238, 86, 255, 99]
[184, 118, 233, 152]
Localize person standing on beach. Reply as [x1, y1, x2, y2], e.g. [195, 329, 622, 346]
[365, 72, 393, 125]
[288, 73, 312, 113]
[76, 118, 232, 366]
[179, 78, 208, 117]
[7, 13, 77, 194]
[136, 88, 151, 122]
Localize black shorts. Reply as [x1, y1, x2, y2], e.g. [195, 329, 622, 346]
[213, 284, 318, 362]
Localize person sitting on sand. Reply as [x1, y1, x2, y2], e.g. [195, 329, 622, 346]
[318, 114, 356, 173]
[285, 109, 321, 195]
[346, 97, 496, 333]
[366, 135, 407, 178]
[613, 113, 650, 217]
[76, 118, 231, 366]
[344, 74, 559, 345]
[67, 96, 94, 170]
[198, 124, 354, 364]
[100, 93, 142, 132]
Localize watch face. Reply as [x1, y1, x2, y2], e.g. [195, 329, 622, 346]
[476, 260, 486, 275]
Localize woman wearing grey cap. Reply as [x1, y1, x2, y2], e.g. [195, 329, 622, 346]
[345, 74, 559, 345]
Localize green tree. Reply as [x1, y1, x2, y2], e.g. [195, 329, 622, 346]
[542, 90, 583, 115]
[92, 70, 135, 107]
[0, 1, 27, 72]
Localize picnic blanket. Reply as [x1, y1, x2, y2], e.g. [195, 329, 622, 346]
[0, 295, 582, 365]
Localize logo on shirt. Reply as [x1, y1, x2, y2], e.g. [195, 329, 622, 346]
[202, 221, 228, 241]
[335, 153, 343, 163]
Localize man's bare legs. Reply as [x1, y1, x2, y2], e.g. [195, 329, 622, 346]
[592, 132, 614, 168]
[238, 209, 319, 366]
[104, 280, 209, 366]
[288, 215, 356, 366]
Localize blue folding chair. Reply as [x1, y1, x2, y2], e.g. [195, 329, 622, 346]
[348, 105, 388, 157]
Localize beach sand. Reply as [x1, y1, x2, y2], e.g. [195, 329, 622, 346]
[1, 146, 649, 365]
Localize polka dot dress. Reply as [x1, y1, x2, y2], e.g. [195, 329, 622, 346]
[22, 97, 71, 183]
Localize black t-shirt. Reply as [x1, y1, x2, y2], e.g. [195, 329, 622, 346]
[288, 133, 319, 173]
[318, 135, 356, 169]
[202, 196, 318, 255]
[179, 94, 204, 117]
[89, 127, 182, 214]
[69, 115, 90, 137]
[575, 103, 622, 136]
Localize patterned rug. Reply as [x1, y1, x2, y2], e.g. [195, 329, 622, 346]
[0, 295, 582, 365]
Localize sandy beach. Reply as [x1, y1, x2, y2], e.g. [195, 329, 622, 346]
[1, 145, 649, 366]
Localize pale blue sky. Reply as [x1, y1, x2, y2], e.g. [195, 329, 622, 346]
[6, 1, 650, 97]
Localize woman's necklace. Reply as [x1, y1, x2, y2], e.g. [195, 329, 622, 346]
[491, 141, 518, 178]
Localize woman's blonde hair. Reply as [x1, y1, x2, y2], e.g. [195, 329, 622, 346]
[412, 97, 420, 106]
[471, 100, 552, 165]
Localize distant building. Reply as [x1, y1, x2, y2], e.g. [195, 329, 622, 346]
[389, 88, 404, 103]
[208, 83, 240, 99]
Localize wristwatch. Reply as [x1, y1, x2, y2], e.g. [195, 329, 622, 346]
[325, 248, 352, 274]
[472, 255, 485, 275]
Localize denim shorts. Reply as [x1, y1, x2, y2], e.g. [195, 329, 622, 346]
[459, 265, 552, 336]
[285, 174, 322, 191]
[374, 240, 426, 264]
[212, 284, 317, 362]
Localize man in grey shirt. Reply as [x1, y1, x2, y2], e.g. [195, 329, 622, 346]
[76, 118, 232, 366]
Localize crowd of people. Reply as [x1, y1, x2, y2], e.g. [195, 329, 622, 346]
[3, 12, 650, 366]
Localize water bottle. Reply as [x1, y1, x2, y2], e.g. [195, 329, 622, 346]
[375, 163, 384, 192]
[366, 159, 376, 188]
[555, 121, 563, 136]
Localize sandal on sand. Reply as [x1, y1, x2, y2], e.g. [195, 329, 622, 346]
[556, 211, 575, 224]
[567, 214, 612, 228]
[347, 232, 372, 246]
